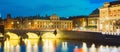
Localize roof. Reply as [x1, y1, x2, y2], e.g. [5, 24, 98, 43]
[89, 9, 99, 18]
[110, 1, 120, 5]
[90, 9, 99, 15]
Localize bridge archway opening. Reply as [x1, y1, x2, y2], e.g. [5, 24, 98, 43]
[26, 32, 39, 39]
[42, 32, 56, 39]
[6, 32, 20, 40]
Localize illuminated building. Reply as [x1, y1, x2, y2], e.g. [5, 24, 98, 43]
[4, 14, 14, 29]
[33, 14, 72, 30]
[70, 16, 87, 30]
[4, 15, 21, 30]
[98, 1, 120, 32]
[87, 9, 99, 30]
[5, 14, 73, 30]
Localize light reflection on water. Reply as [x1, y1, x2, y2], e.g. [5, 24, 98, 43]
[0, 39, 120, 52]
[4, 39, 20, 52]
[90, 44, 96, 52]
[42, 39, 56, 52]
[61, 42, 68, 52]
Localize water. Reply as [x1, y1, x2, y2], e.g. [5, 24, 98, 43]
[0, 39, 120, 52]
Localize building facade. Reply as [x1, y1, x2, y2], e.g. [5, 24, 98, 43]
[87, 9, 99, 27]
[4, 14, 73, 30]
[32, 14, 72, 30]
[70, 16, 87, 30]
[98, 1, 120, 32]
[86, 9, 99, 31]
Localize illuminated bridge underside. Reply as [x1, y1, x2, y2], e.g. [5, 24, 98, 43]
[6, 32, 20, 40]
[42, 32, 56, 39]
[26, 32, 39, 39]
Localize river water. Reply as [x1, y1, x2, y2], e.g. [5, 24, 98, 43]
[0, 39, 120, 52]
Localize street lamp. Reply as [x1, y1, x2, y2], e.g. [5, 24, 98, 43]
[28, 22, 31, 25]
[11, 22, 14, 29]
[17, 21, 19, 24]
[28, 22, 31, 29]
[11, 22, 14, 24]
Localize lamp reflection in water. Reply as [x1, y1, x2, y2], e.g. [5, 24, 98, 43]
[90, 44, 96, 52]
[42, 39, 56, 52]
[25, 32, 39, 52]
[4, 32, 20, 52]
[25, 39, 38, 52]
[62, 42, 68, 52]
[98, 45, 106, 52]
[111, 47, 119, 52]
[82, 42, 87, 52]
[4, 38, 20, 52]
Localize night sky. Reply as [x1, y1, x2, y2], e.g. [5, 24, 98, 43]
[0, 0, 118, 18]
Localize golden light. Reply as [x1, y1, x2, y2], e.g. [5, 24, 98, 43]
[9, 39, 20, 46]
[35, 22, 37, 24]
[91, 20, 95, 24]
[28, 39, 39, 46]
[26, 39, 38, 52]
[83, 22, 86, 27]
[26, 32, 39, 39]
[4, 39, 10, 52]
[105, 25, 109, 31]
[82, 42, 87, 52]
[17, 21, 19, 24]
[28, 22, 31, 25]
[42, 39, 56, 52]
[4, 39, 20, 52]
[42, 32, 56, 39]
[6, 32, 20, 40]
[26, 32, 39, 45]
[11, 22, 14, 24]
[0, 33, 3, 37]
[90, 44, 96, 52]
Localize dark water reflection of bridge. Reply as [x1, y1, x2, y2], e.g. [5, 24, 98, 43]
[0, 39, 120, 52]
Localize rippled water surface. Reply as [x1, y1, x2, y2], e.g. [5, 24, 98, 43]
[0, 39, 120, 52]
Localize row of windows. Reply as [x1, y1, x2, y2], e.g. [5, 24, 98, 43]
[100, 8, 120, 17]
[109, 14, 120, 17]
[109, 9, 120, 12]
[36, 22, 72, 25]
[37, 25, 72, 28]
[37, 24, 72, 27]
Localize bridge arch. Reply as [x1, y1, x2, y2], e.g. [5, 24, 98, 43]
[42, 32, 56, 39]
[6, 32, 20, 40]
[26, 32, 39, 39]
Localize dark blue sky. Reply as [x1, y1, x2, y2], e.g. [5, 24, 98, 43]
[0, 0, 117, 18]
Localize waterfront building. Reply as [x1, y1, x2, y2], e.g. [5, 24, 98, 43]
[4, 14, 14, 29]
[98, 1, 120, 32]
[4, 14, 73, 30]
[32, 14, 72, 30]
[69, 16, 87, 30]
[87, 9, 99, 31]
